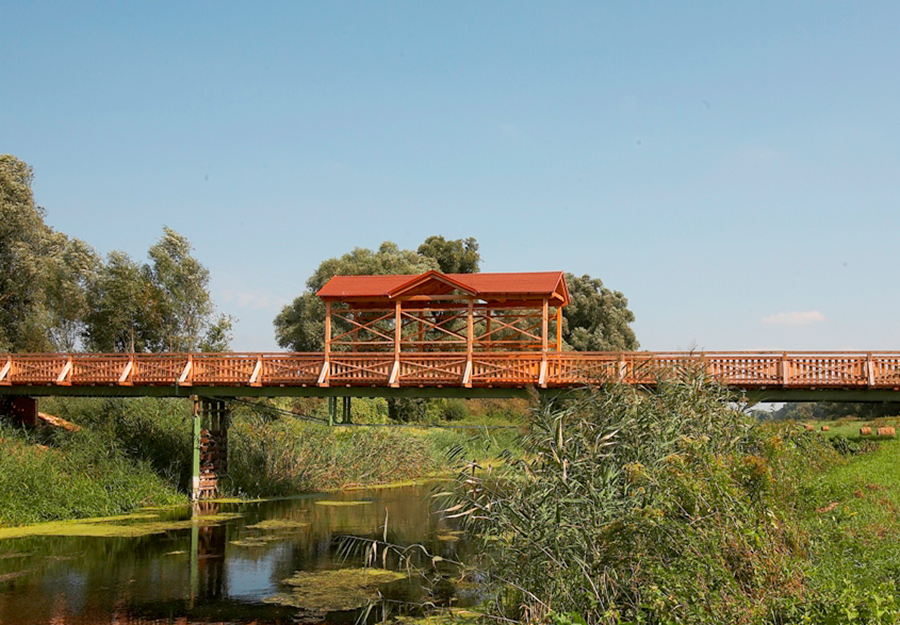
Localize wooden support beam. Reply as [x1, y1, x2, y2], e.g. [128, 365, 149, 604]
[324, 301, 332, 361]
[178, 356, 193, 386]
[56, 357, 72, 386]
[555, 306, 562, 352]
[317, 361, 330, 387]
[541, 299, 549, 353]
[118, 359, 134, 386]
[249, 355, 263, 387]
[0, 357, 11, 385]
[392, 300, 401, 387]
[462, 360, 472, 388]
[389, 360, 400, 388]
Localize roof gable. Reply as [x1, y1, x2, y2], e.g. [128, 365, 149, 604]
[317, 271, 569, 306]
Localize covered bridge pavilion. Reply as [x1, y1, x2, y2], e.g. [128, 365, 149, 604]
[316, 270, 570, 388]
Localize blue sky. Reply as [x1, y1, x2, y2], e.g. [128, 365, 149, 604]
[3, 2, 898, 351]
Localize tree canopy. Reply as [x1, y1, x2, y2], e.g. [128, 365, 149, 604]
[83, 228, 233, 352]
[274, 241, 449, 351]
[0, 155, 232, 353]
[416, 235, 480, 274]
[561, 273, 639, 351]
[0, 154, 99, 351]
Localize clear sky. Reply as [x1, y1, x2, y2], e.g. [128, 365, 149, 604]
[3, 2, 898, 352]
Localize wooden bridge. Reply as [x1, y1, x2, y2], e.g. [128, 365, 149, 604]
[2, 350, 900, 402]
[2, 271, 898, 500]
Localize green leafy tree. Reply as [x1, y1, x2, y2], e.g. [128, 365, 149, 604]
[562, 273, 638, 351]
[274, 241, 442, 351]
[0, 154, 99, 351]
[83, 251, 159, 352]
[417, 235, 480, 273]
[84, 228, 233, 353]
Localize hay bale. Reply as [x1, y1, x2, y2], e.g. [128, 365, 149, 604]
[821, 425, 830, 432]
[804, 424, 815, 432]
[859, 426, 872, 436]
[876, 427, 896, 438]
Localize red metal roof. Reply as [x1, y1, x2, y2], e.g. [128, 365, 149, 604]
[317, 271, 569, 305]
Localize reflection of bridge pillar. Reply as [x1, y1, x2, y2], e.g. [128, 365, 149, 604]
[192, 397, 230, 501]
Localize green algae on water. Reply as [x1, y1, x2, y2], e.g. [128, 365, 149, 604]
[263, 568, 406, 612]
[0, 512, 243, 541]
[245, 519, 308, 531]
[314, 500, 373, 507]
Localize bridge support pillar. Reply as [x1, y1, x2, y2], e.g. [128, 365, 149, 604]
[342, 396, 352, 424]
[1, 396, 39, 427]
[192, 397, 230, 501]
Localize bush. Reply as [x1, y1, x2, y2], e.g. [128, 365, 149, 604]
[453, 378, 842, 625]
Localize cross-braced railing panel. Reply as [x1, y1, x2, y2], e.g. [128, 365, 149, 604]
[704, 355, 782, 385]
[473, 310, 546, 350]
[261, 354, 322, 385]
[132, 354, 189, 384]
[546, 353, 619, 385]
[328, 354, 394, 385]
[785, 355, 866, 387]
[470, 354, 542, 385]
[6, 355, 70, 384]
[872, 355, 900, 387]
[397, 354, 468, 385]
[70, 354, 132, 384]
[192, 354, 258, 384]
[330, 309, 396, 348]
[399, 310, 467, 350]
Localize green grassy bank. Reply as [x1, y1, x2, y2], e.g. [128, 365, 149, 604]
[0, 397, 521, 527]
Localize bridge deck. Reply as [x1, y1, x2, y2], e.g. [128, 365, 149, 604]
[2, 352, 899, 402]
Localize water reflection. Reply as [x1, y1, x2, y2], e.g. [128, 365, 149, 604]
[0, 482, 467, 625]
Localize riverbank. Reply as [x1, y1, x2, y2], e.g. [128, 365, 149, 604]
[0, 396, 523, 528]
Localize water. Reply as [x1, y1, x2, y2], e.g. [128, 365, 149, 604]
[0, 483, 472, 624]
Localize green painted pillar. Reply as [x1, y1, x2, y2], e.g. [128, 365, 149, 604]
[191, 396, 201, 502]
[328, 396, 336, 426]
[342, 396, 352, 424]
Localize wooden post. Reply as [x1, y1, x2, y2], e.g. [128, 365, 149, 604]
[540, 299, 549, 387]
[555, 307, 562, 351]
[391, 300, 401, 387]
[541, 299, 549, 353]
[394, 301, 402, 357]
[467, 298, 474, 358]
[324, 301, 332, 361]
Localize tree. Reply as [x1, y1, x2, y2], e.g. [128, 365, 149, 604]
[83, 251, 159, 352]
[84, 228, 233, 353]
[417, 235, 480, 273]
[274, 241, 444, 351]
[561, 273, 638, 351]
[0, 154, 99, 352]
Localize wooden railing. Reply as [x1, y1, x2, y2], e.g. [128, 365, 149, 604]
[2, 351, 900, 391]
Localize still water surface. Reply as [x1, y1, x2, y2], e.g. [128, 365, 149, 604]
[0, 483, 470, 625]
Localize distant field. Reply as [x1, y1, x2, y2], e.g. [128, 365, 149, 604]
[802, 416, 900, 440]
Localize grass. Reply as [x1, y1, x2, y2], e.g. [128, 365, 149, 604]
[0, 421, 185, 527]
[0, 396, 525, 527]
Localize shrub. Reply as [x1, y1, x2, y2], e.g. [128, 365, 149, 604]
[452, 378, 841, 625]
